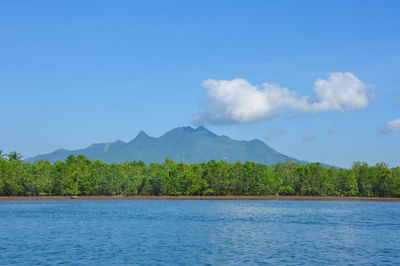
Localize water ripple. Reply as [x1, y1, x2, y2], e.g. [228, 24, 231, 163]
[0, 200, 399, 265]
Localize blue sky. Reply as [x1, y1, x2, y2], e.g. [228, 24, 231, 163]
[1, 0, 399, 168]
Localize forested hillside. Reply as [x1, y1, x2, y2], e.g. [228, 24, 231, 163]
[1, 154, 399, 197]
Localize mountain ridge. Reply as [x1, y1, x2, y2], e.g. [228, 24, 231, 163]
[26, 126, 318, 166]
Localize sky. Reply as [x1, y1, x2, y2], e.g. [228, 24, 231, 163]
[1, 0, 399, 168]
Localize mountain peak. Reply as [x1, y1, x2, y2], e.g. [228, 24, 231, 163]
[130, 130, 150, 143]
[137, 130, 148, 137]
[160, 126, 218, 139]
[194, 126, 217, 137]
[195, 126, 207, 132]
[161, 126, 194, 137]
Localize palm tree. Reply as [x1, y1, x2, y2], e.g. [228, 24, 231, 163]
[0, 149, 7, 159]
[8, 151, 23, 161]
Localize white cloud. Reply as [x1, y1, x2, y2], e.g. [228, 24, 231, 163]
[192, 79, 309, 124]
[307, 72, 371, 113]
[381, 118, 400, 134]
[193, 72, 373, 125]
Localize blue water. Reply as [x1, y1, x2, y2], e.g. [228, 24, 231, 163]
[0, 200, 399, 265]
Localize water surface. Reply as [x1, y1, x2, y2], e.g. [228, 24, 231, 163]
[0, 200, 399, 265]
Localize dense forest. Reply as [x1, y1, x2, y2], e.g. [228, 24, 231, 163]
[0, 151, 399, 197]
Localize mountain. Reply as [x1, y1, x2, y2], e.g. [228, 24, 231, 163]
[26, 126, 309, 165]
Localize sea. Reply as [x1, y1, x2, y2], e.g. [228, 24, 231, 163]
[0, 200, 399, 265]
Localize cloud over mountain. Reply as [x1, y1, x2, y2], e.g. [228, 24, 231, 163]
[193, 72, 372, 125]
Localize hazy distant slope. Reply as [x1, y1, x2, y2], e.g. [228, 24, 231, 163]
[26, 126, 305, 165]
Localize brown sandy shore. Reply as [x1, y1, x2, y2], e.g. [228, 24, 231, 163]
[0, 195, 400, 202]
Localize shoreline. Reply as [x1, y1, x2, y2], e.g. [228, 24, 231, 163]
[1, 195, 400, 202]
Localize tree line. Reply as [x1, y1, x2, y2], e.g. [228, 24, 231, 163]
[0, 152, 399, 197]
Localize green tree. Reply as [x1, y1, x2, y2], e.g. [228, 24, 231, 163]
[353, 162, 373, 196]
[8, 151, 22, 161]
[0, 154, 398, 198]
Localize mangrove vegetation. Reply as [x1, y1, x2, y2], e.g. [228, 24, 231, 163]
[0, 153, 399, 197]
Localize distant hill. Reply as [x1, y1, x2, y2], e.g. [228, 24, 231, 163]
[26, 126, 315, 165]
